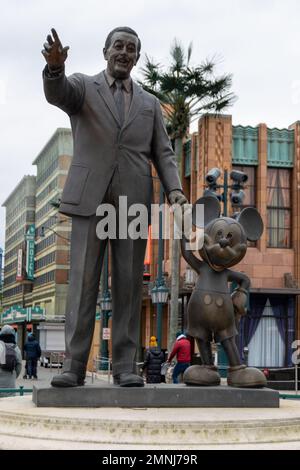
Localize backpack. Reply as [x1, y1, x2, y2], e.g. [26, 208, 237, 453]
[0, 341, 17, 372]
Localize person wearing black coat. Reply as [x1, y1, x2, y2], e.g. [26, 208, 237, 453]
[142, 336, 165, 384]
[23, 334, 41, 379]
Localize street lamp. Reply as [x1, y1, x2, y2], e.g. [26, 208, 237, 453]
[243, 346, 249, 366]
[40, 224, 70, 242]
[100, 292, 112, 312]
[151, 184, 169, 348]
[185, 266, 196, 286]
[204, 168, 248, 216]
[151, 283, 169, 305]
[99, 247, 112, 371]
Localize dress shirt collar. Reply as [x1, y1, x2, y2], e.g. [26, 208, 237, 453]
[105, 69, 132, 93]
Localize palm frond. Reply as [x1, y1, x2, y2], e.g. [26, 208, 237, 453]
[170, 39, 185, 73]
[139, 39, 236, 139]
[187, 42, 193, 66]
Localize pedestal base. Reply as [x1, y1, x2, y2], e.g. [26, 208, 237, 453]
[1, 394, 300, 449]
[32, 383, 279, 408]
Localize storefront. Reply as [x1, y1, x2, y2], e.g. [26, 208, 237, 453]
[0, 305, 46, 354]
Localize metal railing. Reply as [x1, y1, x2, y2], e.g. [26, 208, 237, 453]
[92, 356, 112, 383]
[49, 352, 65, 373]
[91, 358, 145, 384]
[279, 364, 299, 398]
[0, 386, 32, 396]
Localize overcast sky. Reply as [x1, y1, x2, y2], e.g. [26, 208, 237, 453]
[1, 0, 300, 250]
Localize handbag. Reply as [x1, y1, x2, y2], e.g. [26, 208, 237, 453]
[160, 362, 169, 376]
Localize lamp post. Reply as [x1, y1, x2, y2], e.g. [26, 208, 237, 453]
[151, 185, 169, 348]
[99, 247, 112, 371]
[243, 346, 249, 366]
[185, 266, 196, 286]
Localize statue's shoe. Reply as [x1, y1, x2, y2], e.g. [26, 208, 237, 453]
[51, 371, 85, 388]
[183, 365, 221, 386]
[227, 365, 267, 388]
[113, 373, 144, 387]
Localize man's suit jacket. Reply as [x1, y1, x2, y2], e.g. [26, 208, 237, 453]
[43, 69, 182, 217]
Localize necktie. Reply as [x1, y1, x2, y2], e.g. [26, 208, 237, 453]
[114, 79, 125, 126]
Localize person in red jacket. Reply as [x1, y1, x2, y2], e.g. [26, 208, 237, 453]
[167, 332, 191, 384]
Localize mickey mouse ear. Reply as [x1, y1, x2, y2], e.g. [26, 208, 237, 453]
[237, 207, 264, 241]
[192, 196, 221, 228]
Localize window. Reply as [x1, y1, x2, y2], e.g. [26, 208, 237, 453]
[35, 233, 56, 255]
[248, 299, 285, 368]
[35, 252, 56, 271]
[239, 295, 295, 367]
[34, 270, 55, 287]
[267, 168, 291, 248]
[3, 284, 23, 299]
[36, 159, 59, 188]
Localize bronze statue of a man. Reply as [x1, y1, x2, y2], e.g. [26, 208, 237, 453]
[42, 27, 186, 387]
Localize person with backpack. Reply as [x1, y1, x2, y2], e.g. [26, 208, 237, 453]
[23, 333, 41, 379]
[142, 336, 165, 384]
[0, 325, 22, 397]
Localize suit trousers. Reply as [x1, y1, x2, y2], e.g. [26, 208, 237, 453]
[63, 167, 148, 377]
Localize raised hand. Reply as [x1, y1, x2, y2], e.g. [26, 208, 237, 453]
[42, 28, 69, 69]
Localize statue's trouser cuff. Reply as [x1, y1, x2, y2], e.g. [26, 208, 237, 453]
[63, 358, 86, 379]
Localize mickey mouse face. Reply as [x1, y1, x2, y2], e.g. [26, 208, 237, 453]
[201, 217, 247, 269]
[192, 195, 264, 272]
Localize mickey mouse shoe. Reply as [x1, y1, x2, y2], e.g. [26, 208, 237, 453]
[227, 365, 267, 388]
[183, 365, 221, 386]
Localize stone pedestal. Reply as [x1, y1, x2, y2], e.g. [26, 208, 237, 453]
[33, 383, 279, 408]
[1, 395, 300, 449]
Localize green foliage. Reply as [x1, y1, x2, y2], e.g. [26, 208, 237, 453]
[139, 39, 236, 140]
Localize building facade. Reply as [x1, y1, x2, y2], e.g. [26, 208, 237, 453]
[2, 175, 36, 309]
[32, 128, 73, 319]
[177, 114, 300, 369]
[1, 175, 37, 349]
[1, 129, 73, 352]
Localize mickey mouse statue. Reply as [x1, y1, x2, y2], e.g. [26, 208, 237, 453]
[181, 195, 267, 388]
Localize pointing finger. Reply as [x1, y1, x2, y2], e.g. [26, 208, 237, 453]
[51, 28, 61, 45]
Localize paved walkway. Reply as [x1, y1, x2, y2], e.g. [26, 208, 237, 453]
[16, 361, 97, 389]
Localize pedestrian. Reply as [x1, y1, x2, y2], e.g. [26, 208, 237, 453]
[0, 325, 22, 397]
[167, 332, 191, 384]
[142, 336, 165, 384]
[24, 333, 41, 379]
[42, 26, 187, 388]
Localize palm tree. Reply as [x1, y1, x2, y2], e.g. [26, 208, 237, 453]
[140, 40, 236, 351]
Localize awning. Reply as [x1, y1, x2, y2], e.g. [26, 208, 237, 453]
[1, 306, 46, 325]
[250, 288, 300, 296]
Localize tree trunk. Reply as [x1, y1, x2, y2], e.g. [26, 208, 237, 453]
[168, 137, 183, 353]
